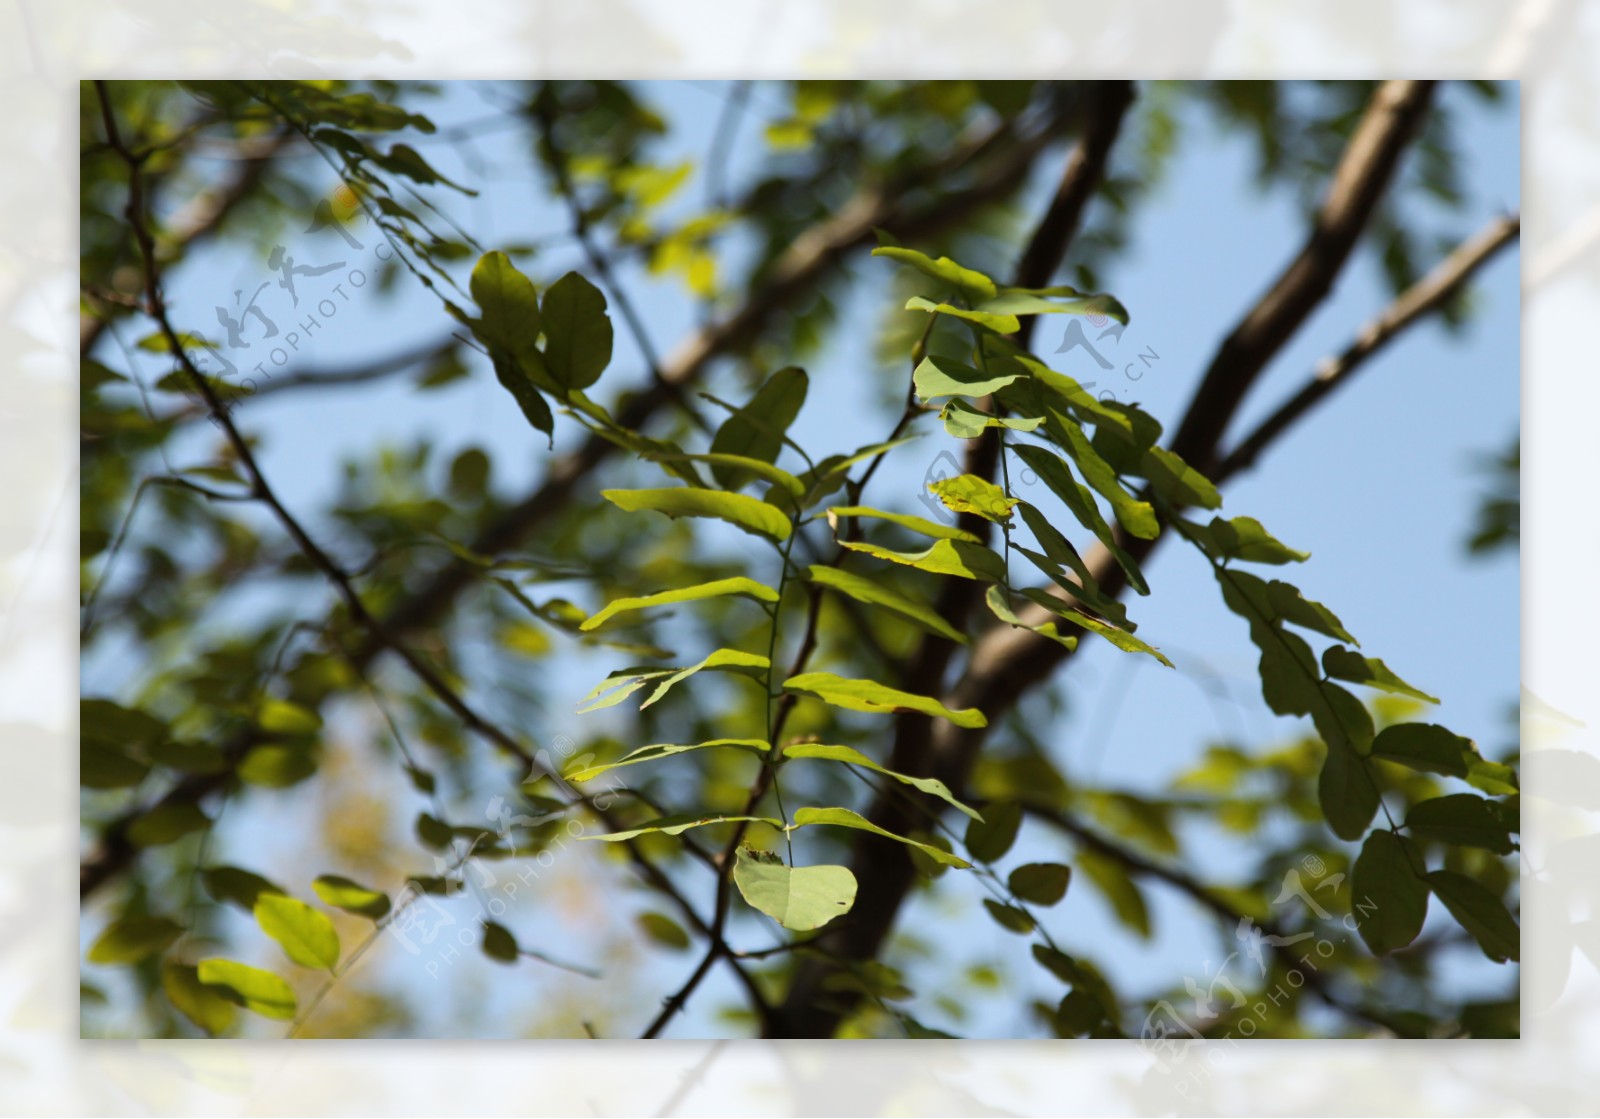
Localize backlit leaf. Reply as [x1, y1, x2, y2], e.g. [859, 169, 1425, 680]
[254, 894, 340, 971]
[805, 565, 966, 643]
[732, 847, 857, 932]
[197, 959, 297, 1020]
[602, 487, 792, 542]
[580, 576, 779, 631]
[783, 671, 987, 728]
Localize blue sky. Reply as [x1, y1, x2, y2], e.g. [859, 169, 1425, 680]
[87, 81, 1519, 1038]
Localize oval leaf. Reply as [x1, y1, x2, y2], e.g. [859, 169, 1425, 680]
[254, 894, 340, 972]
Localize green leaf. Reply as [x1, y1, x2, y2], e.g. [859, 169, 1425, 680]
[127, 802, 210, 847]
[940, 398, 1044, 438]
[1015, 502, 1128, 624]
[492, 355, 554, 442]
[602, 487, 792, 541]
[805, 565, 966, 644]
[312, 875, 390, 920]
[576, 649, 769, 714]
[783, 743, 982, 820]
[257, 698, 322, 735]
[707, 367, 808, 489]
[1199, 516, 1309, 564]
[732, 847, 858, 932]
[1425, 871, 1519, 962]
[1371, 723, 1479, 779]
[1018, 588, 1171, 665]
[481, 921, 520, 964]
[470, 250, 541, 355]
[253, 894, 340, 972]
[903, 295, 1018, 334]
[1009, 862, 1072, 906]
[197, 959, 297, 1020]
[1054, 990, 1107, 1037]
[586, 814, 782, 843]
[1318, 741, 1380, 841]
[1406, 794, 1516, 854]
[912, 355, 1020, 400]
[1351, 831, 1429, 955]
[782, 671, 987, 728]
[1310, 681, 1376, 758]
[87, 915, 183, 966]
[1141, 446, 1220, 510]
[976, 287, 1130, 325]
[237, 744, 318, 788]
[162, 963, 236, 1035]
[1466, 759, 1521, 797]
[646, 451, 805, 498]
[1078, 850, 1151, 938]
[1264, 578, 1357, 644]
[871, 246, 997, 302]
[965, 802, 1022, 863]
[564, 738, 768, 782]
[983, 585, 1078, 651]
[201, 865, 284, 911]
[81, 743, 149, 789]
[838, 537, 1008, 582]
[1011, 444, 1148, 594]
[540, 271, 613, 390]
[983, 898, 1036, 934]
[824, 506, 980, 542]
[638, 912, 692, 951]
[580, 576, 779, 631]
[1322, 647, 1440, 704]
[791, 806, 972, 868]
[929, 473, 1017, 523]
[1049, 414, 1158, 540]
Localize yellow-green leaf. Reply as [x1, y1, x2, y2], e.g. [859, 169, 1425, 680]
[580, 576, 779, 631]
[782, 671, 987, 728]
[253, 894, 340, 971]
[602, 487, 792, 541]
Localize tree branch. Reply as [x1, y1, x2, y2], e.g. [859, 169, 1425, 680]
[771, 80, 1442, 1038]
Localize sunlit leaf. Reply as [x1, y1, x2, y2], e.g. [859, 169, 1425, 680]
[805, 565, 966, 643]
[312, 875, 390, 920]
[565, 739, 769, 782]
[824, 506, 980, 542]
[1323, 647, 1440, 704]
[254, 894, 340, 972]
[602, 488, 792, 541]
[732, 847, 857, 932]
[782, 671, 986, 728]
[197, 959, 296, 1020]
[580, 576, 779, 631]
